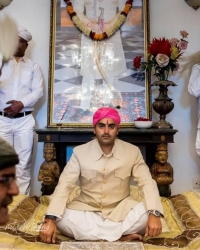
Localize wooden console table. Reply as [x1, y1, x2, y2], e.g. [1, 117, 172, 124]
[35, 128, 178, 171]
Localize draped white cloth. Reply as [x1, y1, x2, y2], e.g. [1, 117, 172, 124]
[57, 202, 148, 241]
[188, 64, 200, 156]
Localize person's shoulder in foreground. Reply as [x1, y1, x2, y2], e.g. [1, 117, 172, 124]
[188, 63, 200, 97]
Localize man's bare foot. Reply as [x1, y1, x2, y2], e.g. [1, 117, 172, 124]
[119, 233, 143, 241]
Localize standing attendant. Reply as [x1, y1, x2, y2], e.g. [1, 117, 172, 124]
[0, 26, 43, 195]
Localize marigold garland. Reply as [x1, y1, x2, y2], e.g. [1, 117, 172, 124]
[64, 0, 133, 41]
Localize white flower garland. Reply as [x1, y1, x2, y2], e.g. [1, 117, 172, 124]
[64, 0, 133, 41]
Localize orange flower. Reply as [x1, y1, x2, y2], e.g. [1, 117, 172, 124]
[67, 6, 73, 11]
[98, 34, 104, 41]
[95, 34, 103, 41]
[94, 34, 101, 40]
[124, 4, 132, 13]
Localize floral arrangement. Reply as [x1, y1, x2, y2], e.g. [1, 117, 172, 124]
[64, 0, 133, 41]
[133, 31, 189, 81]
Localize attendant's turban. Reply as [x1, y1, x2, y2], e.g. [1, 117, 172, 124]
[0, 137, 19, 170]
[18, 26, 32, 42]
[93, 107, 121, 127]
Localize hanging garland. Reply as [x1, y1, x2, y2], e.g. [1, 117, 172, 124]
[64, 0, 133, 41]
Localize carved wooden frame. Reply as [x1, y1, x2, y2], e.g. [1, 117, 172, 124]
[47, 0, 151, 128]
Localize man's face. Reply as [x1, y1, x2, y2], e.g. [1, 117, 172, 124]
[14, 37, 28, 57]
[0, 166, 19, 225]
[93, 118, 119, 147]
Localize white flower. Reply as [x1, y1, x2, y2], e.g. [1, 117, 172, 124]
[155, 54, 169, 68]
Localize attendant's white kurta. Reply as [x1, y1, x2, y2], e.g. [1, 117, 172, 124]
[188, 64, 200, 156]
[0, 56, 43, 194]
[73, 0, 127, 79]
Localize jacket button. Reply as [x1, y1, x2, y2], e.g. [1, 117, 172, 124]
[102, 168, 105, 171]
[103, 180, 106, 184]
[102, 195, 105, 198]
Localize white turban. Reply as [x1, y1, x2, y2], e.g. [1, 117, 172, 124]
[0, 14, 18, 69]
[18, 26, 32, 42]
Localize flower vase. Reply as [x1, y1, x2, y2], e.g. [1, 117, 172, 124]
[151, 80, 177, 129]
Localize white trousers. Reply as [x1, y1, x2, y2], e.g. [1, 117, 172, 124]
[57, 202, 148, 242]
[0, 114, 35, 195]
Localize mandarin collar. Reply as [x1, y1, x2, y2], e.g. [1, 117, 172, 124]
[11, 56, 27, 62]
[93, 138, 122, 161]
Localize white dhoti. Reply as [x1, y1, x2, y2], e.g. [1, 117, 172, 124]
[57, 202, 148, 242]
[0, 114, 35, 195]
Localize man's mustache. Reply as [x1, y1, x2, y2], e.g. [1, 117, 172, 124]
[0, 197, 13, 208]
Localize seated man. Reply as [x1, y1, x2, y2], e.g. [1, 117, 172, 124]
[39, 107, 163, 243]
[0, 137, 19, 225]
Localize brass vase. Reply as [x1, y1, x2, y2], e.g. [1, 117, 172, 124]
[151, 80, 177, 129]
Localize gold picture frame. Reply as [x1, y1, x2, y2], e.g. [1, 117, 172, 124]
[47, 0, 150, 128]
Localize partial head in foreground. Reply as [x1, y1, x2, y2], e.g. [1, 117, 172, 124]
[93, 107, 121, 147]
[14, 26, 32, 58]
[0, 137, 19, 225]
[0, 14, 18, 74]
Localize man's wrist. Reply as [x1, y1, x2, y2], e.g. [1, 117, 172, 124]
[148, 210, 163, 218]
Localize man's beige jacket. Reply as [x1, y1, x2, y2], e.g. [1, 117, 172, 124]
[46, 139, 163, 222]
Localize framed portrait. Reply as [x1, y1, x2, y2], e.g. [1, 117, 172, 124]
[47, 0, 150, 128]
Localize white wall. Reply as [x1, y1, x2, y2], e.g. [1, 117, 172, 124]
[2, 0, 200, 196]
[150, 0, 200, 194]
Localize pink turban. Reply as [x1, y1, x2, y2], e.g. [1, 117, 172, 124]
[93, 107, 121, 127]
